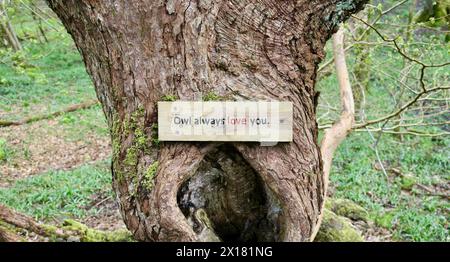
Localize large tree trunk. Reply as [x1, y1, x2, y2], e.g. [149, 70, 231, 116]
[46, 0, 367, 242]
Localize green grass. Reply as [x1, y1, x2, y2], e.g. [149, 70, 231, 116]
[329, 133, 449, 242]
[57, 105, 109, 140]
[0, 139, 12, 163]
[0, 15, 95, 122]
[0, 41, 96, 121]
[0, 9, 107, 140]
[0, 160, 113, 221]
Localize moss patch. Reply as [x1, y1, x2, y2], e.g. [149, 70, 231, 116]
[60, 219, 133, 242]
[324, 0, 367, 30]
[375, 211, 396, 229]
[161, 94, 178, 102]
[203, 91, 222, 101]
[399, 174, 417, 191]
[124, 147, 138, 167]
[142, 161, 159, 191]
[315, 209, 364, 242]
[0, 220, 26, 242]
[325, 198, 369, 222]
[151, 123, 159, 146]
[111, 107, 152, 182]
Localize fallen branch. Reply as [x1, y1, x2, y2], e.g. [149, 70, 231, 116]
[414, 184, 450, 200]
[0, 100, 99, 127]
[0, 203, 52, 238]
[389, 168, 450, 200]
[0, 223, 24, 242]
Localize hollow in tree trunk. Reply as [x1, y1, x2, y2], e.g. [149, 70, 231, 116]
[46, 0, 368, 242]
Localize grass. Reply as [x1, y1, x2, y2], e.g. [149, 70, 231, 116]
[0, 8, 108, 157]
[0, 21, 95, 122]
[0, 160, 112, 221]
[329, 133, 449, 241]
[57, 105, 109, 141]
[0, 139, 12, 164]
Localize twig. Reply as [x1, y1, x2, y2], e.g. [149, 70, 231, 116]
[366, 127, 389, 180]
[94, 196, 113, 208]
[18, 0, 62, 32]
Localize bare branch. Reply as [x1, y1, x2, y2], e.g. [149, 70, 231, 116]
[354, 86, 450, 129]
[312, 28, 355, 240]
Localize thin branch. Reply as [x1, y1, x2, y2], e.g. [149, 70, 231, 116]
[351, 15, 450, 68]
[354, 86, 450, 129]
[18, 0, 62, 32]
[366, 127, 389, 179]
[355, 129, 449, 137]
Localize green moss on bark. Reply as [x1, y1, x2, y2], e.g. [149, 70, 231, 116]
[151, 123, 159, 146]
[0, 220, 26, 242]
[142, 161, 159, 190]
[111, 107, 152, 182]
[161, 94, 178, 101]
[203, 91, 222, 101]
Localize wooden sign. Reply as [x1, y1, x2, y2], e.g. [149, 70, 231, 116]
[158, 101, 293, 142]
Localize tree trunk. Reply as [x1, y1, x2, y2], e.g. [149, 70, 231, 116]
[30, 2, 49, 43]
[46, 0, 367, 242]
[0, 4, 22, 51]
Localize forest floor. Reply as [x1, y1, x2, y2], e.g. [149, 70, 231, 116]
[0, 114, 393, 241]
[0, 4, 448, 242]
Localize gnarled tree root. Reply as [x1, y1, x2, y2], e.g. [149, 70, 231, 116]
[0, 204, 132, 242]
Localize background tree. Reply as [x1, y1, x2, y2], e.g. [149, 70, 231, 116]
[0, 0, 22, 51]
[415, 0, 450, 37]
[44, 0, 368, 242]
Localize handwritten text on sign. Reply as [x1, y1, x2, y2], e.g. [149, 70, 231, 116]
[158, 101, 293, 142]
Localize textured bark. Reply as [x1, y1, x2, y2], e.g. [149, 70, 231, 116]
[46, 0, 367, 242]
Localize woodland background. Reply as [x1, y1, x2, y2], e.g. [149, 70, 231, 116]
[0, 0, 448, 241]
